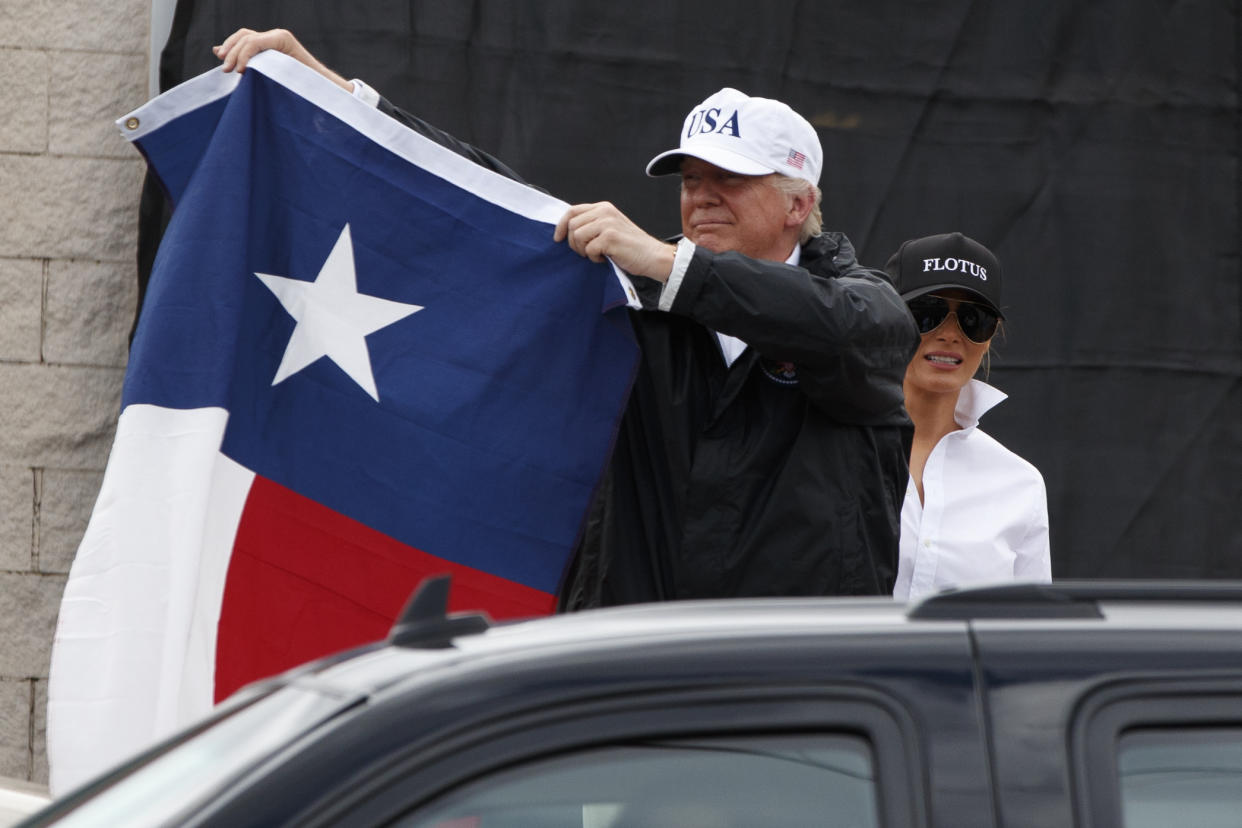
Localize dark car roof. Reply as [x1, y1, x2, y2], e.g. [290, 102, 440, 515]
[303, 595, 916, 695]
[296, 581, 1242, 699]
[228, 581, 1242, 752]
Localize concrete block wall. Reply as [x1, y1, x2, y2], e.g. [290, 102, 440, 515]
[0, 0, 150, 784]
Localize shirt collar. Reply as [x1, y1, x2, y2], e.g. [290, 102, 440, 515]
[953, 379, 1008, 431]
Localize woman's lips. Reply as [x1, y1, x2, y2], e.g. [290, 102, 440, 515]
[924, 352, 963, 367]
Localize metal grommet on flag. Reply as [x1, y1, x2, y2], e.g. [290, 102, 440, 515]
[125, 117, 140, 130]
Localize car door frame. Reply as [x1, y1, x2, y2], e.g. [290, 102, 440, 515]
[1070, 674, 1242, 828]
[303, 683, 930, 828]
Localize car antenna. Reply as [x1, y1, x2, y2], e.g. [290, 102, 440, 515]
[388, 574, 491, 649]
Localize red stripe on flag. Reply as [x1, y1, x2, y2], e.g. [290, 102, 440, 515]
[215, 475, 555, 701]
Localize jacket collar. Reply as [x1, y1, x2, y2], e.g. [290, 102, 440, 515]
[800, 231, 854, 271]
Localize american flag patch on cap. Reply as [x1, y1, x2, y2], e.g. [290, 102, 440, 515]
[785, 149, 807, 169]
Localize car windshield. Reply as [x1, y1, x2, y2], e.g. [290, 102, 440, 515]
[29, 684, 362, 827]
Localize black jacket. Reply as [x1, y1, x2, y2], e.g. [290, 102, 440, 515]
[377, 98, 918, 607]
[561, 237, 917, 607]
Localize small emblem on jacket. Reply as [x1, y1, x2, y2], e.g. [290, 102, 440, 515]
[761, 359, 799, 386]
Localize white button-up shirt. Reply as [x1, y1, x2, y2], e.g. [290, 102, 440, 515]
[893, 379, 1051, 601]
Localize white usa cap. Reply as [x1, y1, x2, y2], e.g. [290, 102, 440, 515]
[646, 87, 822, 187]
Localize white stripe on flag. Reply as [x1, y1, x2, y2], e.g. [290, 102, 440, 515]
[47, 405, 251, 795]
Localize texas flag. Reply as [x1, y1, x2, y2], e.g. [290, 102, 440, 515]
[46, 51, 638, 793]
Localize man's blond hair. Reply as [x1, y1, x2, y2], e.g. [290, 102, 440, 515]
[769, 174, 822, 243]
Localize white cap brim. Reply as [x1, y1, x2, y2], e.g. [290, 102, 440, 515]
[645, 145, 777, 178]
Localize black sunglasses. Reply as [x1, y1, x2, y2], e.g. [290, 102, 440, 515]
[906, 294, 1000, 343]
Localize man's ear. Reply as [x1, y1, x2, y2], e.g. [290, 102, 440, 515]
[785, 187, 814, 229]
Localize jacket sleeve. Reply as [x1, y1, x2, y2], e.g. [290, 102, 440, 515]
[376, 97, 532, 185]
[667, 245, 918, 425]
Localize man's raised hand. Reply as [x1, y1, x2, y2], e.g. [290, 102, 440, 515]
[213, 28, 353, 92]
[554, 202, 676, 282]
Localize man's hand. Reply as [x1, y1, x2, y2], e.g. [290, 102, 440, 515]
[554, 202, 676, 282]
[213, 28, 353, 93]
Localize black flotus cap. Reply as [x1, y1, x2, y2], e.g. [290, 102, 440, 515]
[884, 232, 1004, 318]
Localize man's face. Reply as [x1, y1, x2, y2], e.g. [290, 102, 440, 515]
[679, 157, 797, 262]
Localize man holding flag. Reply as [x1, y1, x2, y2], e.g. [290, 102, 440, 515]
[214, 29, 918, 607]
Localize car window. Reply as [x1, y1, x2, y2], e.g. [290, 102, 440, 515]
[395, 733, 877, 828]
[1118, 727, 1242, 828]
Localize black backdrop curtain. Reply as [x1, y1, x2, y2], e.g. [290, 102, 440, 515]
[140, 0, 1242, 578]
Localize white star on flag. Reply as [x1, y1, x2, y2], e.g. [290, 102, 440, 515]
[256, 223, 423, 402]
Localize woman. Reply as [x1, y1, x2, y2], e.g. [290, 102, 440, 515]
[885, 232, 1050, 601]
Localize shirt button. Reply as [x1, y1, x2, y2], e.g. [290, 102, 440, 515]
[923, 540, 932, 548]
